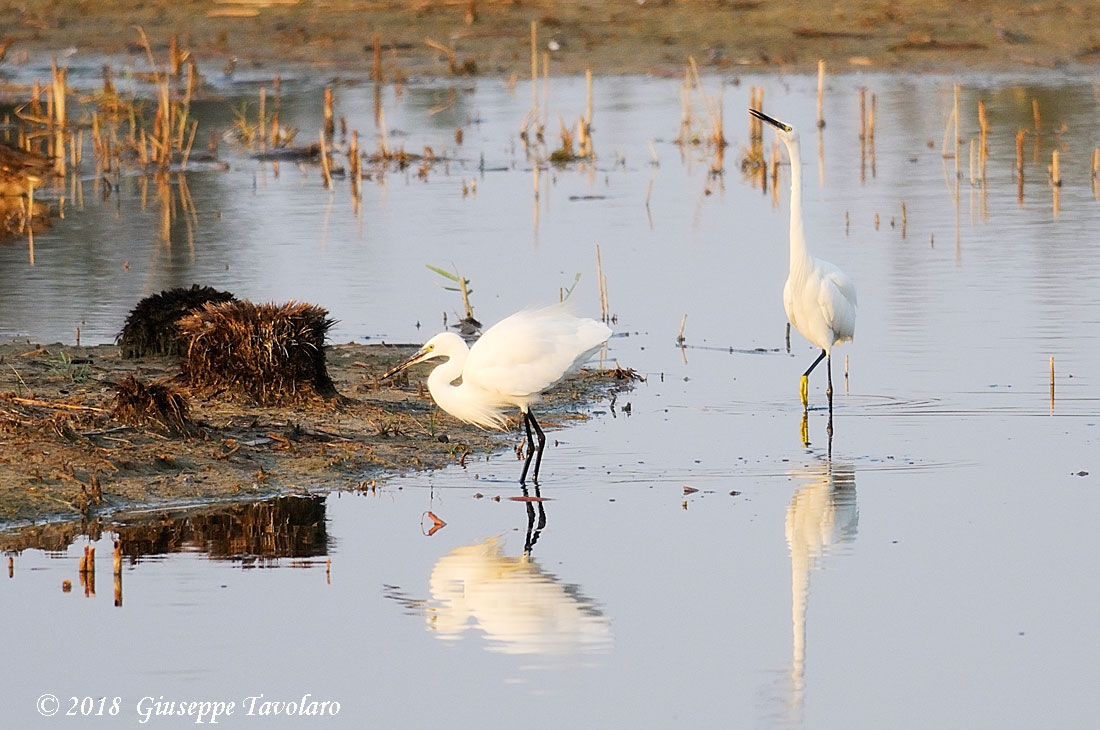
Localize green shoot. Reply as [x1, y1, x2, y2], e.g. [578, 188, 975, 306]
[426, 263, 475, 321]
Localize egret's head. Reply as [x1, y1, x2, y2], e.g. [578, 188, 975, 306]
[749, 108, 798, 144]
[381, 332, 461, 380]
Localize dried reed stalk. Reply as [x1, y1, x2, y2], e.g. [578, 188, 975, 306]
[372, 34, 383, 82]
[816, 59, 825, 128]
[319, 129, 332, 188]
[324, 87, 335, 138]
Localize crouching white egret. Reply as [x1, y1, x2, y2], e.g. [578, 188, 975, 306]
[750, 108, 857, 412]
[382, 304, 612, 483]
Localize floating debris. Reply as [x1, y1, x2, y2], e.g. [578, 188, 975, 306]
[250, 143, 321, 162]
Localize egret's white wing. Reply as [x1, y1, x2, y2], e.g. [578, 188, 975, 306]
[817, 263, 857, 343]
[464, 305, 610, 398]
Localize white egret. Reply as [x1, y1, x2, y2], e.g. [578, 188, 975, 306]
[382, 304, 612, 483]
[750, 108, 857, 411]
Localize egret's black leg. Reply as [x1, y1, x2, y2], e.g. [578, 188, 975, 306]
[800, 349, 827, 409]
[785, 323, 791, 354]
[803, 349, 827, 378]
[826, 353, 833, 411]
[528, 409, 547, 483]
[519, 411, 537, 484]
[522, 411, 537, 458]
[519, 410, 547, 484]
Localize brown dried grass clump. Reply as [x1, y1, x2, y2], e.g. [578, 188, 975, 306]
[176, 300, 338, 404]
[111, 375, 193, 435]
[117, 284, 237, 359]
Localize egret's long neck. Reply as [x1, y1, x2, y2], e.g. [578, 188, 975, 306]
[426, 347, 468, 416]
[784, 136, 813, 277]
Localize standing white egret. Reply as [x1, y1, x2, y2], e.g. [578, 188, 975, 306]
[750, 108, 857, 412]
[382, 304, 612, 483]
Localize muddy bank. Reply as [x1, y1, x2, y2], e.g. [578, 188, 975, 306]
[2, 1, 1099, 79]
[0, 338, 632, 529]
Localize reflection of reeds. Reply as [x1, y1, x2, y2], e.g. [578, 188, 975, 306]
[80, 545, 96, 596]
[114, 496, 330, 562]
[0, 496, 329, 562]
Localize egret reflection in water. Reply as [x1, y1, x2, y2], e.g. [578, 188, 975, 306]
[386, 519, 612, 657]
[782, 460, 858, 725]
[424, 536, 611, 654]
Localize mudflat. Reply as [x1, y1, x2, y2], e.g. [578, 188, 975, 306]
[2, 1, 1097, 79]
[0, 338, 630, 526]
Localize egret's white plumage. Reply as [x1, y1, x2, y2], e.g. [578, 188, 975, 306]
[751, 108, 857, 409]
[383, 304, 611, 482]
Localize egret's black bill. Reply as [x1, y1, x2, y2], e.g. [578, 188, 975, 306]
[749, 108, 792, 133]
[381, 349, 425, 380]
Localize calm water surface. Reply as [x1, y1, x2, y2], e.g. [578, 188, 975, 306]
[2, 65, 1100, 728]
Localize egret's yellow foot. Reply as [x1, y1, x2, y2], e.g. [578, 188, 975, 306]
[800, 375, 809, 408]
[800, 411, 809, 446]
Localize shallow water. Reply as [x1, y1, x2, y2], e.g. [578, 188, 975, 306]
[3, 66, 1100, 728]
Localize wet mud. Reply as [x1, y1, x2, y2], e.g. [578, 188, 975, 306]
[0, 339, 629, 527]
